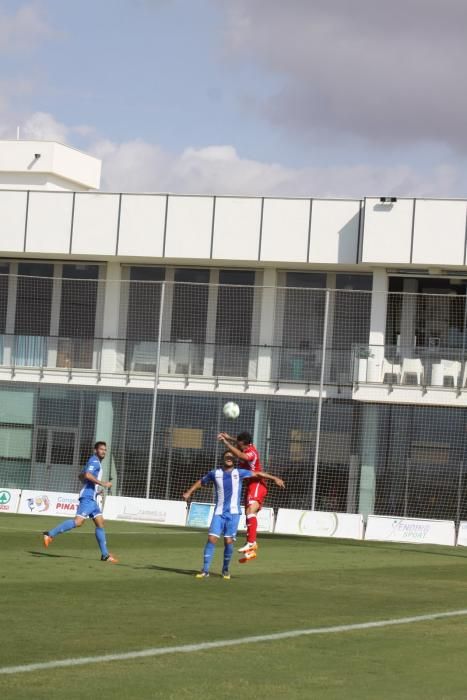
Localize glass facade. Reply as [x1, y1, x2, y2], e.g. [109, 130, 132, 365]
[1, 382, 466, 525]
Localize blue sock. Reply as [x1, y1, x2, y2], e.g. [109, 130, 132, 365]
[48, 519, 76, 538]
[223, 542, 233, 572]
[202, 540, 216, 573]
[95, 527, 109, 558]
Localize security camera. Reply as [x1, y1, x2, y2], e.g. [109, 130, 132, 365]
[34, 153, 41, 159]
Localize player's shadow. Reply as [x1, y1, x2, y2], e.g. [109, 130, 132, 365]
[143, 564, 222, 578]
[28, 550, 83, 560]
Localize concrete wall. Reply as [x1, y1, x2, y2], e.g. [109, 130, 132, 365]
[362, 197, 467, 266]
[0, 191, 363, 264]
[2, 190, 467, 267]
[0, 140, 101, 191]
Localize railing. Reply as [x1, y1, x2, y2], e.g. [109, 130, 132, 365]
[0, 334, 365, 385]
[352, 344, 467, 390]
[0, 335, 101, 371]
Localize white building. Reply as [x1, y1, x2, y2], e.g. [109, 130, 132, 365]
[0, 139, 466, 522]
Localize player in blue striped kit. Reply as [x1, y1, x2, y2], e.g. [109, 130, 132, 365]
[183, 450, 285, 578]
[42, 441, 118, 563]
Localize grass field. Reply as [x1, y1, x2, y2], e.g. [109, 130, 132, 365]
[2, 514, 467, 699]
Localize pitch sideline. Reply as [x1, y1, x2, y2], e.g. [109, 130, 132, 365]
[1, 608, 467, 676]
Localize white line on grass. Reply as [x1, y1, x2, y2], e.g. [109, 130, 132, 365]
[1, 608, 467, 676]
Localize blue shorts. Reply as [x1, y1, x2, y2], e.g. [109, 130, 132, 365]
[209, 513, 241, 539]
[76, 497, 102, 520]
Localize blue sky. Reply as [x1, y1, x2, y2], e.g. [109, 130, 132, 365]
[1, 0, 467, 196]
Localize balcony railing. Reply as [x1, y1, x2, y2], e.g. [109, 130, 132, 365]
[352, 344, 467, 390]
[0, 334, 366, 386]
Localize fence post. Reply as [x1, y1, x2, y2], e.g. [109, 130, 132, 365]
[145, 281, 166, 499]
[311, 289, 330, 512]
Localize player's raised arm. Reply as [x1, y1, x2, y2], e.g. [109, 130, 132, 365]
[248, 471, 285, 489]
[182, 479, 203, 501]
[217, 433, 246, 460]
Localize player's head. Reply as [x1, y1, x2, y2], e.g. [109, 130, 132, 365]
[223, 450, 235, 470]
[236, 431, 252, 448]
[94, 441, 107, 459]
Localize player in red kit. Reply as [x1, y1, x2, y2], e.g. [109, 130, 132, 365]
[217, 431, 266, 563]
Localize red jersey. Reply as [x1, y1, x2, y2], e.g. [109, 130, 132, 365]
[238, 444, 265, 484]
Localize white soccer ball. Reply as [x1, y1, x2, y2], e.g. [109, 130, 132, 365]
[223, 401, 240, 419]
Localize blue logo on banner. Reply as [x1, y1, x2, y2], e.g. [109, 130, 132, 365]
[187, 502, 213, 528]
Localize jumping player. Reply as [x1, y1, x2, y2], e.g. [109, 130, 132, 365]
[217, 431, 266, 562]
[42, 441, 118, 563]
[183, 450, 284, 578]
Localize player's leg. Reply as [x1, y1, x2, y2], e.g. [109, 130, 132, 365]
[239, 483, 268, 555]
[196, 515, 222, 577]
[43, 515, 85, 547]
[222, 537, 234, 579]
[93, 513, 118, 563]
[222, 514, 240, 578]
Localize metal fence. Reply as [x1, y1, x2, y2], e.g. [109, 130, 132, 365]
[1, 273, 467, 524]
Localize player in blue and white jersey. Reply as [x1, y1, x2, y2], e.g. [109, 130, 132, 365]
[183, 450, 285, 579]
[42, 441, 118, 563]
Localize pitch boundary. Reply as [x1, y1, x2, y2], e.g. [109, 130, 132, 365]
[1, 608, 467, 676]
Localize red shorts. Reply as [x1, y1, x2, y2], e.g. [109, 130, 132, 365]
[245, 481, 268, 509]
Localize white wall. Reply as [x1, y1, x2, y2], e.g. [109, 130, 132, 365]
[117, 194, 166, 257]
[26, 192, 73, 254]
[260, 198, 310, 262]
[412, 200, 467, 265]
[361, 198, 414, 264]
[212, 197, 262, 260]
[164, 195, 214, 258]
[71, 193, 120, 255]
[0, 190, 27, 251]
[310, 200, 360, 264]
[1, 190, 467, 268]
[0, 140, 101, 190]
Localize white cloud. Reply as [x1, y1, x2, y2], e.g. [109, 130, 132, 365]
[0, 108, 464, 198]
[93, 137, 464, 198]
[0, 110, 97, 143]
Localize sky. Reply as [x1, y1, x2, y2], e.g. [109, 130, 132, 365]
[1, 0, 467, 197]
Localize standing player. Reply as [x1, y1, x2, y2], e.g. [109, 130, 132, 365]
[217, 431, 266, 562]
[183, 450, 284, 578]
[42, 441, 118, 563]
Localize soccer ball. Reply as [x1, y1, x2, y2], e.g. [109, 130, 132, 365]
[223, 401, 240, 419]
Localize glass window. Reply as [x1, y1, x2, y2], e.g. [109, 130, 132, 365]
[126, 267, 165, 342]
[387, 276, 467, 350]
[59, 265, 99, 338]
[171, 269, 209, 343]
[0, 263, 9, 334]
[15, 263, 53, 336]
[331, 274, 372, 383]
[336, 274, 372, 291]
[214, 270, 255, 376]
[278, 273, 326, 382]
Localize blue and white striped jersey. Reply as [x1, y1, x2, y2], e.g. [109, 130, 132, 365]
[201, 468, 252, 515]
[79, 455, 102, 501]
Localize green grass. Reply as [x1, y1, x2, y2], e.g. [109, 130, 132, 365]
[1, 514, 467, 699]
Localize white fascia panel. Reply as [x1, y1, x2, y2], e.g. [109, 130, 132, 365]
[118, 194, 166, 257]
[310, 199, 360, 264]
[260, 198, 310, 263]
[412, 200, 467, 266]
[26, 191, 73, 253]
[164, 196, 213, 259]
[212, 197, 261, 260]
[362, 198, 413, 264]
[72, 193, 119, 255]
[0, 190, 28, 252]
